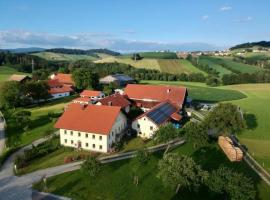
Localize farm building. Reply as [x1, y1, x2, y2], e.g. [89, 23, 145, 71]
[50, 73, 74, 86]
[9, 74, 31, 83]
[132, 100, 182, 139]
[48, 79, 74, 99]
[96, 93, 131, 113]
[99, 74, 135, 87]
[80, 90, 105, 100]
[124, 84, 187, 112]
[54, 103, 127, 153]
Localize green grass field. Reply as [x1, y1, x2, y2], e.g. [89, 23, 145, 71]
[120, 52, 178, 59]
[141, 80, 246, 102]
[96, 57, 206, 75]
[33, 143, 270, 200]
[32, 52, 98, 61]
[0, 66, 30, 86]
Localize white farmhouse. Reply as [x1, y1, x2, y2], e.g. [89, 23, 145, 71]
[80, 90, 105, 100]
[54, 103, 127, 153]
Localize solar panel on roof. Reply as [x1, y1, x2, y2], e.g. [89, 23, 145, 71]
[146, 102, 177, 125]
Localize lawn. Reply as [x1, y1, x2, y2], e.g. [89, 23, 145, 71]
[0, 66, 30, 86]
[33, 142, 270, 200]
[225, 84, 270, 173]
[141, 80, 247, 102]
[5, 95, 76, 148]
[32, 52, 98, 61]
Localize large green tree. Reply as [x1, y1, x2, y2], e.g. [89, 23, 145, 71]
[81, 157, 101, 178]
[203, 103, 246, 136]
[72, 68, 99, 90]
[23, 81, 51, 102]
[154, 123, 181, 144]
[13, 110, 31, 130]
[207, 166, 256, 200]
[0, 81, 21, 108]
[183, 121, 208, 149]
[157, 153, 208, 193]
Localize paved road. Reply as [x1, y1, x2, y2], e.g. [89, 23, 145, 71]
[0, 111, 5, 155]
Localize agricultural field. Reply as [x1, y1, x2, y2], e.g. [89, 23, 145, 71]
[32, 52, 98, 61]
[120, 51, 178, 59]
[96, 57, 206, 75]
[0, 66, 30, 86]
[33, 142, 270, 200]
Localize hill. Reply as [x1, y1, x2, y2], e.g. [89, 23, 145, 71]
[45, 48, 120, 56]
[95, 56, 206, 75]
[230, 41, 270, 50]
[121, 52, 177, 59]
[32, 52, 99, 61]
[0, 47, 45, 53]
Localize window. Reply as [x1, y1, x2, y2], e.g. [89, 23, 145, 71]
[64, 130, 67, 134]
[86, 143, 89, 147]
[137, 124, 140, 128]
[99, 135, 102, 140]
[78, 132, 81, 137]
[150, 126, 153, 131]
[64, 139, 67, 143]
[85, 134, 88, 138]
[112, 131, 114, 136]
[139, 132, 142, 135]
[70, 131, 73, 136]
[92, 135, 95, 139]
[99, 145, 102, 150]
[71, 140, 74, 144]
[92, 144, 96, 148]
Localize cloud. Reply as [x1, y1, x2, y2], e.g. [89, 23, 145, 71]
[202, 15, 209, 21]
[233, 16, 253, 23]
[0, 29, 222, 52]
[220, 6, 232, 11]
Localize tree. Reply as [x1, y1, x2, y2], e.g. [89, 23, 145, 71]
[0, 81, 21, 109]
[207, 166, 256, 200]
[203, 103, 246, 137]
[72, 68, 100, 90]
[81, 156, 101, 177]
[157, 153, 208, 193]
[13, 110, 31, 130]
[183, 122, 208, 149]
[131, 53, 143, 61]
[206, 76, 220, 86]
[154, 123, 181, 144]
[23, 81, 51, 103]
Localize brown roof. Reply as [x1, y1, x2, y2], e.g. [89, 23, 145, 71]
[80, 90, 102, 98]
[124, 84, 187, 107]
[48, 79, 61, 88]
[98, 94, 130, 109]
[73, 97, 91, 103]
[9, 74, 30, 82]
[52, 73, 74, 85]
[49, 84, 73, 94]
[54, 103, 122, 135]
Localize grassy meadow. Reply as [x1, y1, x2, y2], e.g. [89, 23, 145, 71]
[32, 52, 98, 61]
[0, 66, 30, 86]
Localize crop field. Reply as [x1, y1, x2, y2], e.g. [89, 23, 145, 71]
[96, 57, 206, 75]
[120, 51, 178, 59]
[32, 52, 98, 61]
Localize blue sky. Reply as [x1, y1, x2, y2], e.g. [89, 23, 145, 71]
[0, 0, 269, 51]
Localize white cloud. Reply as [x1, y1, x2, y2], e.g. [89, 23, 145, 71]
[220, 6, 232, 11]
[0, 29, 222, 52]
[234, 16, 253, 23]
[202, 15, 209, 21]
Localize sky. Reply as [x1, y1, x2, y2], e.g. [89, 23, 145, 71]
[0, 0, 269, 52]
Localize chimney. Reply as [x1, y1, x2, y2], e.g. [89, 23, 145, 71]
[80, 104, 87, 110]
[108, 101, 112, 106]
[167, 88, 171, 93]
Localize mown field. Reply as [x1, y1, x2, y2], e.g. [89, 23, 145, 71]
[95, 57, 206, 75]
[33, 142, 270, 200]
[32, 52, 98, 61]
[0, 66, 30, 86]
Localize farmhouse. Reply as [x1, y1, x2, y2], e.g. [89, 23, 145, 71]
[50, 73, 74, 86]
[96, 93, 131, 113]
[124, 84, 187, 111]
[55, 103, 127, 153]
[132, 100, 182, 139]
[48, 79, 74, 99]
[9, 74, 31, 83]
[80, 90, 105, 100]
[99, 74, 135, 87]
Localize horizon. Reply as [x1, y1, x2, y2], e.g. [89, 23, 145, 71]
[0, 0, 270, 52]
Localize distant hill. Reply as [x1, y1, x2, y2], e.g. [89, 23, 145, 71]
[45, 48, 121, 56]
[230, 41, 270, 50]
[0, 47, 45, 53]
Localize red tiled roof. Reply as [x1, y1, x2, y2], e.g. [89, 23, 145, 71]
[170, 112, 182, 121]
[124, 84, 187, 107]
[49, 84, 73, 94]
[48, 79, 61, 88]
[73, 97, 91, 103]
[52, 73, 74, 85]
[98, 94, 130, 109]
[54, 103, 122, 135]
[80, 90, 102, 98]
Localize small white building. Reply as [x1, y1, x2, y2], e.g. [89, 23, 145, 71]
[132, 101, 182, 139]
[55, 103, 127, 153]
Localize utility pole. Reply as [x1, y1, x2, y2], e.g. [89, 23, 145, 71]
[31, 59, 34, 74]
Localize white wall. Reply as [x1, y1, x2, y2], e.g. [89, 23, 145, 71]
[51, 92, 70, 99]
[59, 111, 127, 153]
[132, 116, 158, 139]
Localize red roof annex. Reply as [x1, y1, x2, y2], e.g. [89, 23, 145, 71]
[54, 103, 121, 135]
[52, 73, 74, 85]
[98, 94, 130, 109]
[80, 90, 102, 98]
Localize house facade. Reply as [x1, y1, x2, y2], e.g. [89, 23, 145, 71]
[48, 79, 73, 99]
[55, 103, 127, 153]
[80, 90, 105, 100]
